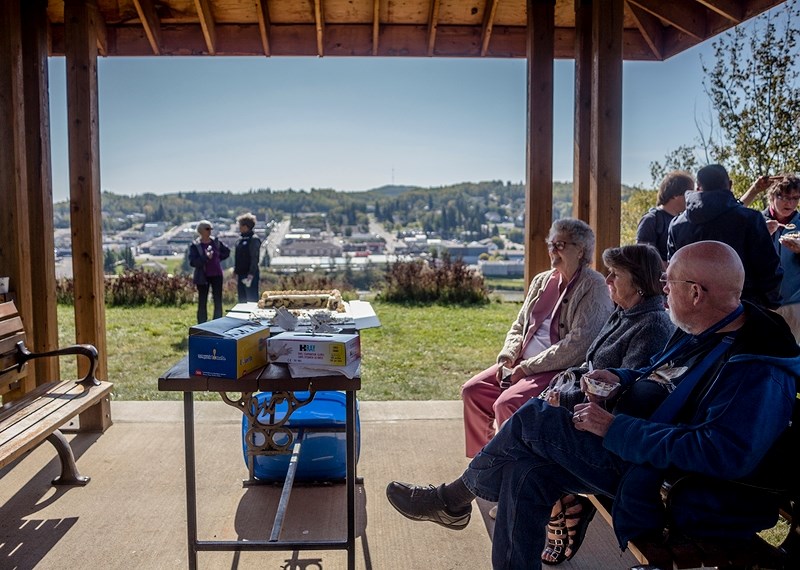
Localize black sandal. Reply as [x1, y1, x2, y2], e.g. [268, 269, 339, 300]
[541, 494, 597, 565]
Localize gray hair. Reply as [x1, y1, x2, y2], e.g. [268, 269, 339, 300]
[196, 220, 213, 233]
[549, 218, 595, 265]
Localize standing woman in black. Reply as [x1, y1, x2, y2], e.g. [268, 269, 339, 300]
[188, 220, 230, 323]
[234, 213, 262, 302]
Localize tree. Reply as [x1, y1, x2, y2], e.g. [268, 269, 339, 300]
[104, 249, 118, 274]
[702, 1, 800, 183]
[650, 1, 800, 192]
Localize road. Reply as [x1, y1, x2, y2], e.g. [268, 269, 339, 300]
[368, 215, 402, 254]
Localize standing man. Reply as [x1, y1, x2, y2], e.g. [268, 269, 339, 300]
[636, 170, 694, 265]
[234, 213, 262, 302]
[667, 164, 783, 309]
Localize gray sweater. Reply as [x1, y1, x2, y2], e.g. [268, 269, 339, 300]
[585, 295, 675, 370]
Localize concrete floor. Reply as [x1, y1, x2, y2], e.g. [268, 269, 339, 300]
[0, 400, 637, 570]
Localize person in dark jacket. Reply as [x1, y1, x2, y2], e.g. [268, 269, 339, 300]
[667, 164, 783, 309]
[385, 241, 800, 570]
[187, 220, 230, 323]
[636, 170, 693, 264]
[233, 212, 261, 302]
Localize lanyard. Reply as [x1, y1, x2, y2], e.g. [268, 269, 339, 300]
[648, 333, 735, 423]
[636, 304, 744, 381]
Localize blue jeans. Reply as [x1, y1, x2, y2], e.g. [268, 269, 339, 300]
[461, 398, 627, 570]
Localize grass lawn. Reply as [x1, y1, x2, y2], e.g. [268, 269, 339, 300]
[57, 300, 520, 402]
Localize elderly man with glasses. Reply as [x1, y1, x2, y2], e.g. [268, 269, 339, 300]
[667, 164, 783, 311]
[386, 241, 800, 570]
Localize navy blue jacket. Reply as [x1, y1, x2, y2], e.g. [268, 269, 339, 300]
[605, 302, 800, 548]
[667, 190, 783, 309]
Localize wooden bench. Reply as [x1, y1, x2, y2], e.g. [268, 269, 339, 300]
[589, 394, 800, 570]
[589, 492, 799, 570]
[0, 300, 113, 485]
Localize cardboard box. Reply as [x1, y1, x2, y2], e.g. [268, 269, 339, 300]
[226, 300, 380, 332]
[268, 332, 360, 366]
[189, 317, 271, 378]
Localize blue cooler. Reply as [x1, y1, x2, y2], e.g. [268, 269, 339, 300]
[241, 391, 360, 481]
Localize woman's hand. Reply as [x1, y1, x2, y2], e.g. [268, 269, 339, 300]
[495, 359, 512, 386]
[779, 235, 800, 254]
[572, 402, 614, 436]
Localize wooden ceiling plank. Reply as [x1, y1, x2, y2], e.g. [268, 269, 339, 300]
[372, 0, 379, 56]
[627, 0, 706, 40]
[480, 0, 499, 57]
[256, 0, 271, 56]
[314, 0, 324, 56]
[696, 0, 743, 23]
[427, 0, 441, 56]
[132, 0, 162, 55]
[626, 1, 663, 59]
[193, 0, 216, 55]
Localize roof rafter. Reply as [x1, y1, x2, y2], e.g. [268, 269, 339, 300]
[255, 0, 271, 56]
[194, 0, 217, 55]
[480, 0, 499, 57]
[90, 1, 108, 55]
[314, 0, 325, 56]
[626, 1, 664, 59]
[132, 0, 162, 55]
[427, 0, 441, 56]
[627, 0, 706, 40]
[372, 0, 379, 56]
[696, 0, 743, 23]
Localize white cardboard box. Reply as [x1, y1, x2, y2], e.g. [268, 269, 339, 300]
[268, 332, 361, 366]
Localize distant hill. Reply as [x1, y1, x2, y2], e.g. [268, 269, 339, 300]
[53, 180, 646, 239]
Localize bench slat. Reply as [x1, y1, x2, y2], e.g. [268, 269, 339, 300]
[0, 380, 113, 470]
[0, 316, 24, 343]
[0, 301, 18, 320]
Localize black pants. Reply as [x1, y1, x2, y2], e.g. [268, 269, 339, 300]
[196, 275, 224, 323]
[236, 274, 260, 303]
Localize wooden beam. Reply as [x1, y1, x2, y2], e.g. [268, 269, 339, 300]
[0, 0, 35, 397]
[21, 0, 60, 383]
[256, 0, 271, 56]
[194, 0, 217, 55]
[372, 0, 379, 56]
[627, 0, 706, 40]
[696, 0, 743, 23]
[573, 0, 592, 222]
[626, 1, 664, 59]
[93, 5, 108, 55]
[480, 0, 500, 57]
[64, 0, 109, 386]
[427, 0, 441, 56]
[314, 0, 325, 56]
[590, 0, 623, 268]
[132, 0, 162, 55]
[525, 0, 555, 282]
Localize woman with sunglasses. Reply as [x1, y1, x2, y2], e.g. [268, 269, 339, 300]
[188, 220, 230, 323]
[461, 218, 614, 459]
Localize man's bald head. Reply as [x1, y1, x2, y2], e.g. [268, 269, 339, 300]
[669, 241, 744, 323]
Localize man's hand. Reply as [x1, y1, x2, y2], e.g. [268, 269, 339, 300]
[572, 402, 614, 436]
[580, 369, 621, 404]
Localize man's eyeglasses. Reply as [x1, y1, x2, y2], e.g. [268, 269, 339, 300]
[545, 240, 577, 251]
[659, 273, 708, 292]
[776, 194, 800, 202]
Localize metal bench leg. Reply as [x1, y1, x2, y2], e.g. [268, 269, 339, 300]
[46, 429, 90, 486]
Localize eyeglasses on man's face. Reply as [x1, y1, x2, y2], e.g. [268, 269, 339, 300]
[659, 273, 708, 292]
[545, 240, 577, 251]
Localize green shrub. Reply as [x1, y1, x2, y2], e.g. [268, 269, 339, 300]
[378, 255, 488, 304]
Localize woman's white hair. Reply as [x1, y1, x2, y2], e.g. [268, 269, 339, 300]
[549, 218, 595, 265]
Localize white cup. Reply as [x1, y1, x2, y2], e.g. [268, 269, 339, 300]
[0, 277, 8, 295]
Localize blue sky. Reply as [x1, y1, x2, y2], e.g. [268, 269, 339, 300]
[46, 38, 718, 203]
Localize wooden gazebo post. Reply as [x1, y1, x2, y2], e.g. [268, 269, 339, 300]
[524, 0, 556, 283]
[589, 0, 623, 267]
[573, 0, 592, 223]
[22, 0, 61, 382]
[64, 0, 110, 429]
